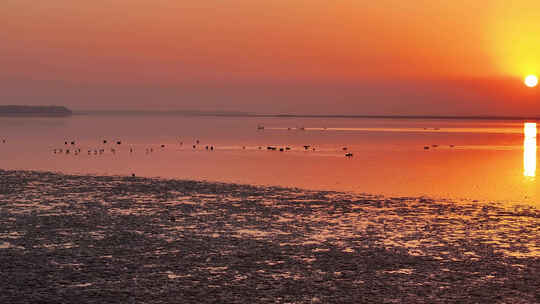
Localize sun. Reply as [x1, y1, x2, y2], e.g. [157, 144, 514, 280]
[525, 75, 538, 87]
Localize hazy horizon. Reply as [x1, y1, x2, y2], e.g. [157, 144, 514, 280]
[72, 109, 540, 119]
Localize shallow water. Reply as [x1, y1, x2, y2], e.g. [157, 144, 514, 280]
[0, 114, 538, 204]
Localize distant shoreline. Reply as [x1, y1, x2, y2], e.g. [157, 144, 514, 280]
[73, 110, 540, 121]
[0, 105, 72, 117]
[1, 106, 536, 120]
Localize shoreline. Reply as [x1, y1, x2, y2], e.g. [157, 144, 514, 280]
[3, 167, 531, 207]
[0, 169, 538, 303]
[0, 105, 72, 117]
[72, 110, 540, 121]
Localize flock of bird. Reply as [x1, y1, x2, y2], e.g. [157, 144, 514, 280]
[4, 125, 456, 158]
[49, 138, 356, 158]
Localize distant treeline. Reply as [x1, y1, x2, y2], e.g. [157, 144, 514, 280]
[0, 105, 72, 117]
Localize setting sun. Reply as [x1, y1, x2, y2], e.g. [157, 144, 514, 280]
[525, 75, 538, 87]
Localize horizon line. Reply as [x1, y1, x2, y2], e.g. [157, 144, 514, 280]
[72, 109, 540, 121]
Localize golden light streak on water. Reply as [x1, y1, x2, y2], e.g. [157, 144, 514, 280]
[523, 123, 537, 178]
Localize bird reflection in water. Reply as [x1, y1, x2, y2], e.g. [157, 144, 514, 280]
[523, 122, 537, 178]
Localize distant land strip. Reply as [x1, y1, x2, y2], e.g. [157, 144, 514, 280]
[74, 110, 540, 121]
[0, 105, 72, 117]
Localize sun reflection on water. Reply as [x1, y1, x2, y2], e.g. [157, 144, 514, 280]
[523, 123, 536, 178]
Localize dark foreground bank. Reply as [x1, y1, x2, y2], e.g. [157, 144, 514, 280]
[0, 170, 538, 303]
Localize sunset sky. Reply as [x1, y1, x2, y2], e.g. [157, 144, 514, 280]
[2, 1, 540, 115]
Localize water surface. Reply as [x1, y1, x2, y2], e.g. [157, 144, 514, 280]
[0, 114, 537, 205]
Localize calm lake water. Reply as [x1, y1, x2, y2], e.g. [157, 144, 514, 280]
[0, 114, 538, 205]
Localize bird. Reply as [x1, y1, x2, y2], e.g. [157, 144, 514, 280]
[303, 145, 310, 150]
[345, 152, 353, 158]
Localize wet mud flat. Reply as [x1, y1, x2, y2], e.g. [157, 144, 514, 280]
[0, 170, 538, 303]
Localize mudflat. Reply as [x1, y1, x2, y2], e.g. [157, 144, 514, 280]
[0, 170, 538, 303]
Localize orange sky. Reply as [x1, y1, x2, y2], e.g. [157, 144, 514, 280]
[1, 0, 540, 114]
